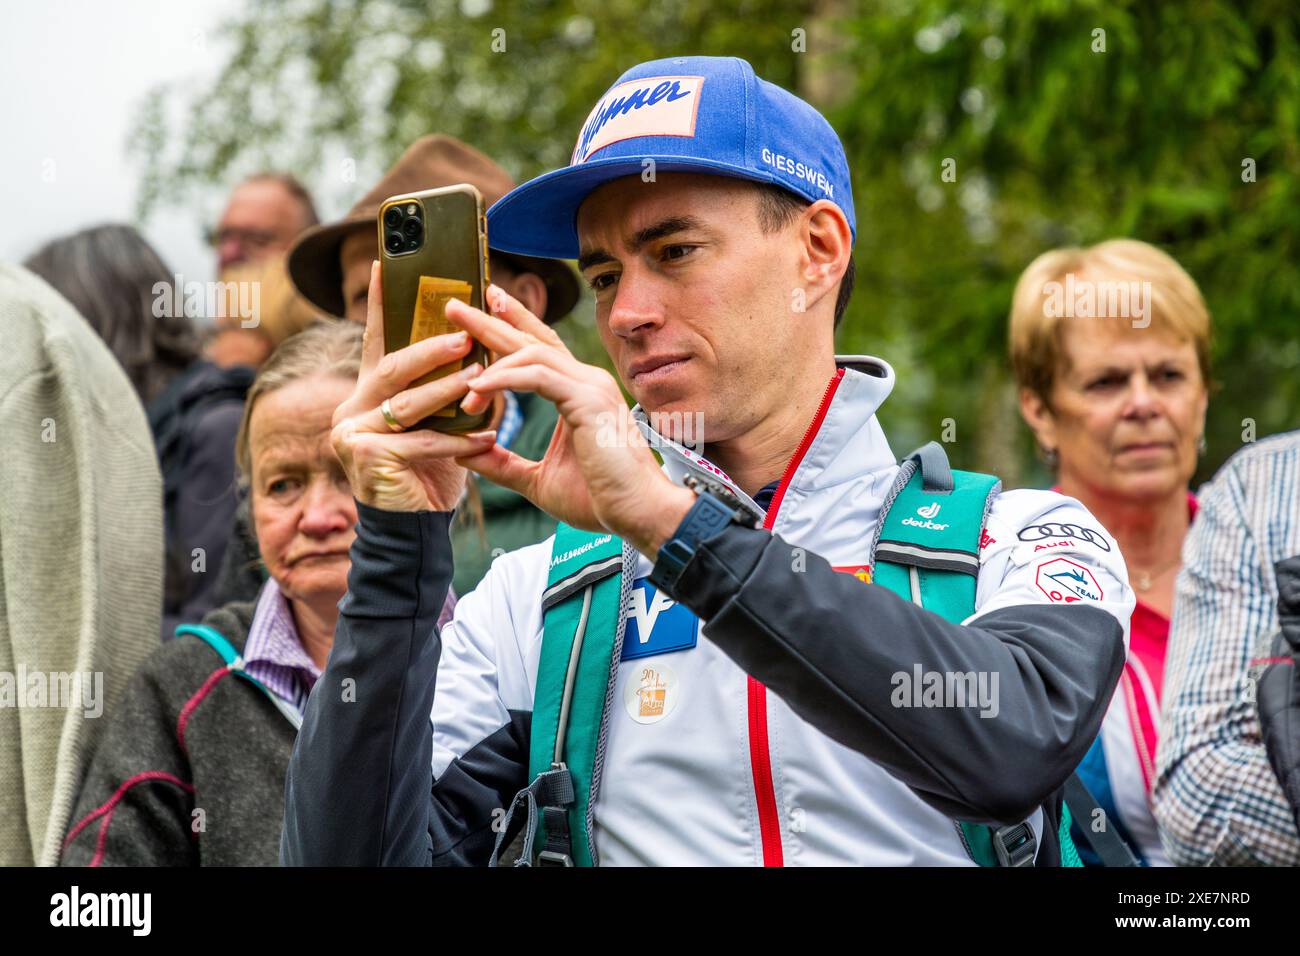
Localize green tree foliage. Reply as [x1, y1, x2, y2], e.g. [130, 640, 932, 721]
[134, 0, 1299, 484]
[831, 0, 1300, 483]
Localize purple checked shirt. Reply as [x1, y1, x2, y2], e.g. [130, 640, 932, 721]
[244, 577, 458, 717]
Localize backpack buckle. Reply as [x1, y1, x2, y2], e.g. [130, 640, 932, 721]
[535, 772, 576, 867]
[992, 822, 1037, 867]
[536, 849, 575, 867]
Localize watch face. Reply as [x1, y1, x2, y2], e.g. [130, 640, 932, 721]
[688, 492, 740, 539]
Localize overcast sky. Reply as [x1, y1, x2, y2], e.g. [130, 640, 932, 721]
[0, 0, 252, 284]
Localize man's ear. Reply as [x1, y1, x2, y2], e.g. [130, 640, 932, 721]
[798, 200, 852, 315]
[1018, 387, 1059, 455]
[501, 271, 548, 323]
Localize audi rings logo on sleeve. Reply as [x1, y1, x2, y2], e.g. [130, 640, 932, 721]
[1016, 522, 1112, 552]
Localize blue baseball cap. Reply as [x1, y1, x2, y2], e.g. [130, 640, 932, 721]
[486, 56, 855, 260]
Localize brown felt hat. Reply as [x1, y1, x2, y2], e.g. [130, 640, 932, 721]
[287, 134, 580, 325]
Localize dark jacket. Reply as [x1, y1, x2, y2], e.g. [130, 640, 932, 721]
[147, 359, 251, 640]
[62, 600, 296, 866]
[1258, 555, 1300, 832]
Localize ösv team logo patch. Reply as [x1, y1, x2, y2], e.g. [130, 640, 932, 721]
[622, 578, 699, 660]
[1035, 557, 1105, 604]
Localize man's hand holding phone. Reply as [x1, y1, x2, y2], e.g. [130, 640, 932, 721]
[330, 261, 498, 513]
[446, 284, 694, 560]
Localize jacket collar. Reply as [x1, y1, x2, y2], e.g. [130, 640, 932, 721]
[632, 355, 899, 520]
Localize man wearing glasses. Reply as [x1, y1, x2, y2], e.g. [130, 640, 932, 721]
[210, 172, 318, 273]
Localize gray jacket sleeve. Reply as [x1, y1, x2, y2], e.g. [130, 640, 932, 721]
[665, 523, 1126, 826]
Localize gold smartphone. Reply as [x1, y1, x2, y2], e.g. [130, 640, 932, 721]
[378, 184, 492, 432]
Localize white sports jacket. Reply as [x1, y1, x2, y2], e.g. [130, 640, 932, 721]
[282, 357, 1134, 866]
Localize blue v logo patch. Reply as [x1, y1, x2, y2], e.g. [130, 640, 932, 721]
[622, 579, 699, 660]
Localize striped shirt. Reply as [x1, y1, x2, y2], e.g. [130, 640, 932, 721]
[244, 579, 321, 716]
[1154, 429, 1300, 865]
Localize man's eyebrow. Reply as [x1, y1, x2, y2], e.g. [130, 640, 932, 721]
[631, 215, 706, 249]
[577, 249, 615, 272]
[577, 215, 708, 272]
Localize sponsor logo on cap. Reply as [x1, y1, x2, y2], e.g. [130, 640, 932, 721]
[572, 76, 705, 164]
[759, 147, 835, 198]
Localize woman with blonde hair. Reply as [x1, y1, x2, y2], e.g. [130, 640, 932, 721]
[1009, 238, 1212, 865]
[62, 321, 454, 865]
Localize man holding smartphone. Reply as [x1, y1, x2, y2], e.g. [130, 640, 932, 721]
[283, 57, 1134, 865]
[280, 135, 580, 597]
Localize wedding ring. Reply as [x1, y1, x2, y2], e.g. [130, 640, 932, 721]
[381, 398, 404, 432]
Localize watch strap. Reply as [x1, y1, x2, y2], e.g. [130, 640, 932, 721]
[649, 491, 738, 595]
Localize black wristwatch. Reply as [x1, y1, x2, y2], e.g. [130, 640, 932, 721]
[649, 475, 761, 595]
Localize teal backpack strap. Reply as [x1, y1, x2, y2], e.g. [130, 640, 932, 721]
[870, 442, 995, 623]
[175, 623, 241, 665]
[872, 443, 1086, 866]
[871, 443, 1044, 866]
[174, 623, 303, 730]
[490, 525, 629, 867]
[1058, 802, 1083, 867]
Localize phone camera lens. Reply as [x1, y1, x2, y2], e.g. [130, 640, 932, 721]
[402, 217, 423, 239]
[385, 232, 403, 253]
[383, 207, 403, 228]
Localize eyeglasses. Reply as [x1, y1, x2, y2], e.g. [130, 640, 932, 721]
[205, 225, 280, 250]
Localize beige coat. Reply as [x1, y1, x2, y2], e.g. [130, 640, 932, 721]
[0, 264, 162, 865]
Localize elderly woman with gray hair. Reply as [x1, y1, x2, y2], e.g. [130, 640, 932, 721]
[62, 321, 455, 866]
